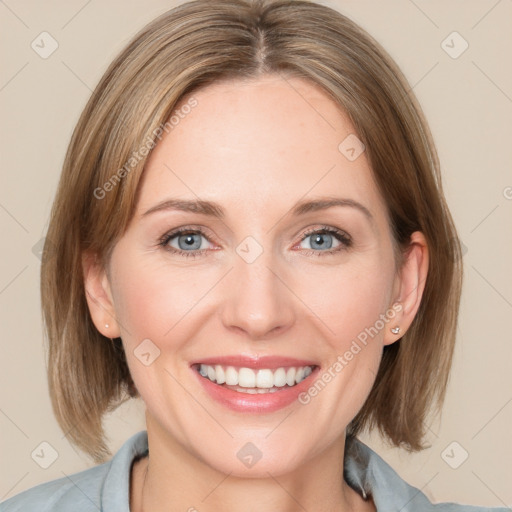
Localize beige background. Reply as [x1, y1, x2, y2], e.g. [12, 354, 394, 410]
[1, 0, 511, 508]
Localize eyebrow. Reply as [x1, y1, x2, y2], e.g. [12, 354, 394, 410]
[142, 196, 373, 222]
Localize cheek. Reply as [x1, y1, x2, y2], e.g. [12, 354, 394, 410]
[297, 256, 396, 348]
[293, 261, 395, 427]
[108, 254, 208, 405]
[110, 254, 207, 343]
[108, 252, 226, 398]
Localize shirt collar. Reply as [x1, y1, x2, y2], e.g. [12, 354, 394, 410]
[100, 430, 445, 512]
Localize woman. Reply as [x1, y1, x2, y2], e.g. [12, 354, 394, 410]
[1, 0, 507, 511]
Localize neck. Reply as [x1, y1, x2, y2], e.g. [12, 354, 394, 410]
[130, 419, 373, 512]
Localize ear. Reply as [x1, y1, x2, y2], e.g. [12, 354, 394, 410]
[383, 231, 429, 346]
[82, 251, 121, 338]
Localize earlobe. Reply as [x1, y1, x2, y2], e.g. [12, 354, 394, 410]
[82, 251, 121, 338]
[383, 231, 429, 346]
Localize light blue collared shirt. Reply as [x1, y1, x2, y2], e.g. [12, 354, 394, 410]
[1, 430, 508, 511]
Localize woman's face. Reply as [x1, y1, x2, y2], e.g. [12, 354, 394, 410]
[96, 75, 408, 476]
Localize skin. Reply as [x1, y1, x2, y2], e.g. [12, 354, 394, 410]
[83, 74, 428, 512]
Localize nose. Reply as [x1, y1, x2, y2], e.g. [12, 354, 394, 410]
[219, 250, 296, 340]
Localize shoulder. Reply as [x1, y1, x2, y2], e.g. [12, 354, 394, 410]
[0, 463, 109, 512]
[344, 436, 508, 511]
[0, 430, 148, 512]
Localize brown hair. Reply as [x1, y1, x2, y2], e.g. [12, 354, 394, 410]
[41, 0, 462, 462]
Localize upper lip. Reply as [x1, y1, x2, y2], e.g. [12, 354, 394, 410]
[190, 355, 319, 370]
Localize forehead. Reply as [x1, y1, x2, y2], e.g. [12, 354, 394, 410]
[136, 75, 388, 227]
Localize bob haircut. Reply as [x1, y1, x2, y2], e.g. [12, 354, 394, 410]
[41, 0, 462, 463]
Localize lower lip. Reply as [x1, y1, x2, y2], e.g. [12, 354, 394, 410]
[192, 366, 320, 413]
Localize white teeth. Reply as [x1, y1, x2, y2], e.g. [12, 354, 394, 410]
[197, 364, 315, 389]
[256, 369, 274, 388]
[238, 367, 256, 387]
[273, 367, 287, 387]
[215, 365, 225, 384]
[286, 367, 296, 386]
[232, 385, 280, 394]
[224, 365, 238, 385]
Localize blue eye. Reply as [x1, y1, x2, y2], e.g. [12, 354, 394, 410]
[159, 225, 351, 258]
[297, 227, 352, 255]
[159, 228, 212, 258]
[172, 232, 205, 251]
[301, 232, 337, 250]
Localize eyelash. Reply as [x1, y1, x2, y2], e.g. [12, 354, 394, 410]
[158, 225, 352, 258]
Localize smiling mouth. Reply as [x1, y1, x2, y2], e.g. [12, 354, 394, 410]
[194, 363, 318, 394]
